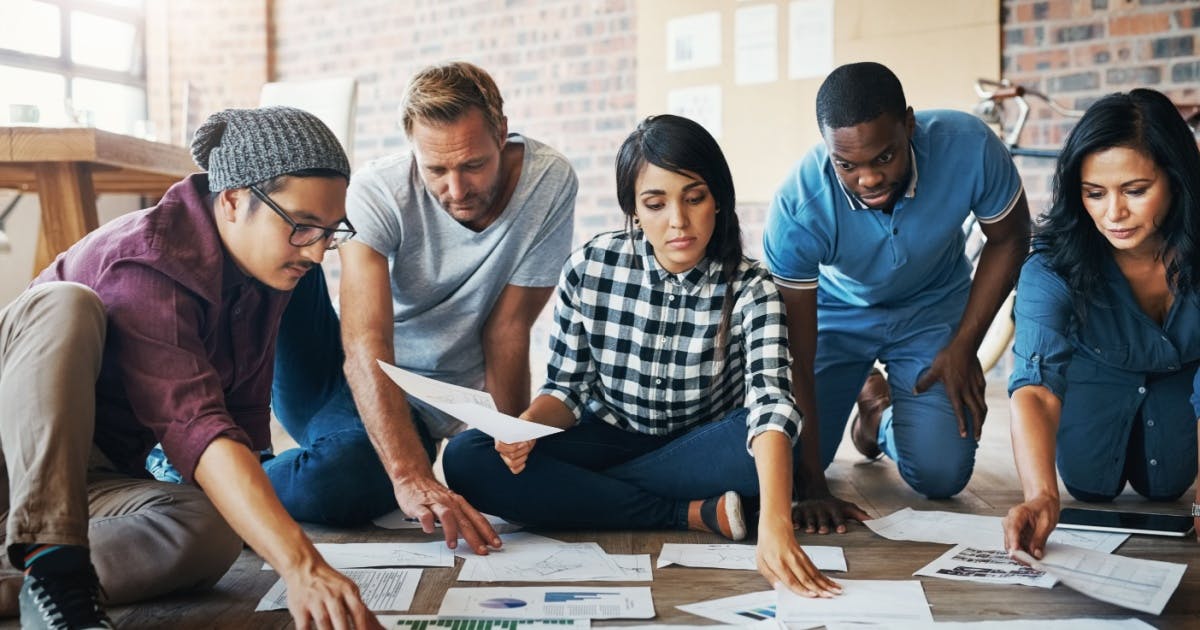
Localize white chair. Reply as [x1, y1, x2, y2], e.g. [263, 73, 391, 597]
[259, 77, 358, 162]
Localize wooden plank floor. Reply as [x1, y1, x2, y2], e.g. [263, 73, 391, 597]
[24, 379, 1197, 629]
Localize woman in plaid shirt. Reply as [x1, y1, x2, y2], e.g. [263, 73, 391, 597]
[444, 115, 841, 598]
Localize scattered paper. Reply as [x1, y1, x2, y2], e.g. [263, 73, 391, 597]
[618, 623, 782, 630]
[262, 542, 453, 571]
[255, 568, 420, 612]
[372, 508, 521, 534]
[657, 543, 846, 572]
[735, 4, 778, 84]
[677, 590, 778, 625]
[776, 580, 933, 626]
[438, 587, 655, 619]
[375, 616, 591, 630]
[458, 553, 649, 582]
[667, 85, 722, 140]
[377, 362, 562, 443]
[456, 543, 625, 582]
[454, 532, 567, 559]
[914, 544, 1056, 588]
[826, 619, 1155, 629]
[1013, 543, 1186, 615]
[865, 508, 1128, 553]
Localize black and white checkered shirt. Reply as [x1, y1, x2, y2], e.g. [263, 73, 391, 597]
[539, 230, 802, 451]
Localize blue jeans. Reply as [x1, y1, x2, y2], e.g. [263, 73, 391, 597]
[264, 267, 437, 526]
[814, 291, 978, 499]
[442, 408, 792, 530]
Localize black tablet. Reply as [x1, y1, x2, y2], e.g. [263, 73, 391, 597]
[1057, 507, 1195, 537]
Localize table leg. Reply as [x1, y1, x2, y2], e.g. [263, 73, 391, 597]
[31, 162, 98, 277]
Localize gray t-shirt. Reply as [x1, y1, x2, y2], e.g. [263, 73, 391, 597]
[347, 134, 576, 434]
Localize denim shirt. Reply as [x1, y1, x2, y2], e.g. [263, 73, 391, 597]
[1009, 252, 1200, 491]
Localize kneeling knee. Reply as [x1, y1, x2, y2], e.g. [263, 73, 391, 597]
[900, 461, 972, 500]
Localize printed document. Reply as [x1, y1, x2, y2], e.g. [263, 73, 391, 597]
[775, 580, 933, 626]
[256, 568, 420, 612]
[657, 543, 845, 572]
[437, 587, 655, 619]
[377, 361, 562, 442]
[375, 616, 591, 630]
[914, 544, 1056, 588]
[676, 590, 777, 625]
[455, 542, 624, 582]
[262, 542, 453, 570]
[1012, 543, 1186, 615]
[866, 508, 1127, 552]
[826, 618, 1154, 629]
[372, 509, 520, 534]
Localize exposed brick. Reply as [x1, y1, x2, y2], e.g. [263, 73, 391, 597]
[1055, 23, 1104, 43]
[1173, 60, 1200, 82]
[1093, 0, 1109, 8]
[1047, 71, 1101, 92]
[1105, 65, 1163, 84]
[1109, 12, 1171, 36]
[1152, 34, 1195, 58]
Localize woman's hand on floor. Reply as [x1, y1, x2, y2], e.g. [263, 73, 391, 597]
[1002, 493, 1059, 560]
[756, 515, 842, 598]
[495, 439, 536, 474]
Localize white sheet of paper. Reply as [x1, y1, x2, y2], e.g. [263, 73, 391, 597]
[375, 616, 592, 630]
[255, 568, 421, 612]
[377, 361, 562, 442]
[826, 619, 1155, 630]
[787, 0, 833, 79]
[656, 543, 846, 572]
[460, 553, 651, 582]
[261, 542, 453, 570]
[618, 623, 781, 630]
[734, 4, 777, 84]
[676, 590, 778, 626]
[667, 85, 722, 139]
[437, 586, 655, 619]
[776, 580, 933, 626]
[1013, 543, 1186, 615]
[459, 542, 625, 582]
[865, 508, 1128, 553]
[914, 544, 1056, 588]
[371, 508, 521, 534]
[454, 532, 566, 559]
[666, 12, 721, 71]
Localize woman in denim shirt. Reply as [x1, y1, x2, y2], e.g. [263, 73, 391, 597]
[1003, 89, 1200, 557]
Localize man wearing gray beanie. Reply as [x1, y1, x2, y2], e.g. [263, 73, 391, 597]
[0, 106, 380, 629]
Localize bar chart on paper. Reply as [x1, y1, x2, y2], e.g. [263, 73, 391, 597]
[438, 587, 656, 619]
[376, 616, 590, 630]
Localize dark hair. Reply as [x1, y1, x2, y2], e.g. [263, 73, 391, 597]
[210, 167, 348, 212]
[816, 62, 907, 130]
[1034, 88, 1200, 320]
[615, 114, 743, 362]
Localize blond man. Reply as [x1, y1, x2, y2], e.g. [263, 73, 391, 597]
[262, 62, 577, 551]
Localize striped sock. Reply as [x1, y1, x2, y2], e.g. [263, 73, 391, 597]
[23, 544, 64, 575]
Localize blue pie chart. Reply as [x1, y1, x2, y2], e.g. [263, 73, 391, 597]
[480, 597, 527, 609]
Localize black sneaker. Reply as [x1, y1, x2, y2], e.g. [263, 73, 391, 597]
[19, 564, 114, 630]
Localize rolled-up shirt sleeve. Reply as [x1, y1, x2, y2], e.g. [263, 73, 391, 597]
[99, 262, 253, 483]
[1008, 254, 1075, 400]
[739, 273, 803, 452]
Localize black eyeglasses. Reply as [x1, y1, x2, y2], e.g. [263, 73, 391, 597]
[248, 185, 356, 250]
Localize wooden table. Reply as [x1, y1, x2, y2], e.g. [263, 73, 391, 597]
[0, 126, 195, 275]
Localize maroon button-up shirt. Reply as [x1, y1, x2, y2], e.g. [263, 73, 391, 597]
[33, 173, 287, 483]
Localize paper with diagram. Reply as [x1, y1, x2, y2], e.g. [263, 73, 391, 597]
[454, 543, 625, 582]
[676, 590, 778, 625]
[826, 619, 1154, 629]
[776, 579, 933, 626]
[377, 361, 562, 442]
[437, 587, 655, 619]
[261, 542, 453, 571]
[866, 508, 1127, 552]
[1012, 543, 1186, 615]
[372, 509, 521, 534]
[453, 532, 567, 559]
[256, 568, 421, 612]
[459, 553, 650, 582]
[657, 543, 845, 572]
[375, 616, 591, 630]
[914, 544, 1056, 588]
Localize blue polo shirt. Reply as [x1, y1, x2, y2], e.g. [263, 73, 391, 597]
[764, 110, 1023, 309]
[1009, 251, 1200, 493]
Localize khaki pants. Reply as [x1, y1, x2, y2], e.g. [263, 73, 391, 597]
[0, 283, 242, 616]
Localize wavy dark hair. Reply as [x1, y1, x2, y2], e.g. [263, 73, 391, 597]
[615, 114, 744, 361]
[1034, 88, 1200, 320]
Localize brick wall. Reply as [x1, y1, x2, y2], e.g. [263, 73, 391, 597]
[1001, 0, 1200, 216]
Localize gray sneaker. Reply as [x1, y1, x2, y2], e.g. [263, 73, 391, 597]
[18, 566, 114, 630]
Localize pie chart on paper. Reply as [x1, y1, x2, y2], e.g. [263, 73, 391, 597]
[480, 598, 528, 609]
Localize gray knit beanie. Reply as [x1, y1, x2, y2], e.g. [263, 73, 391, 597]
[190, 106, 351, 191]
